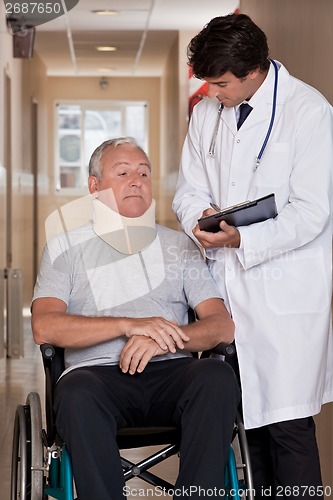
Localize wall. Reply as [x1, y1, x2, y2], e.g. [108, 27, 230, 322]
[0, 8, 8, 274]
[12, 54, 48, 303]
[240, 0, 333, 104]
[159, 34, 180, 228]
[178, 30, 197, 152]
[158, 28, 198, 230]
[0, 2, 48, 307]
[240, 0, 333, 490]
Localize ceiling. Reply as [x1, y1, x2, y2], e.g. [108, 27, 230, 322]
[23, 0, 239, 77]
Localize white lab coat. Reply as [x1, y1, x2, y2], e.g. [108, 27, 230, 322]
[173, 61, 333, 429]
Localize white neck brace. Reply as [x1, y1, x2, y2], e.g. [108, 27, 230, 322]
[92, 199, 157, 254]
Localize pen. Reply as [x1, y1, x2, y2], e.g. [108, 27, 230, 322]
[210, 200, 252, 213]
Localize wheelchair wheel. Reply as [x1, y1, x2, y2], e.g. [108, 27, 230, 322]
[231, 412, 255, 500]
[11, 392, 44, 500]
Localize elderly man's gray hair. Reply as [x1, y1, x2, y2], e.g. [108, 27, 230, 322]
[88, 137, 150, 178]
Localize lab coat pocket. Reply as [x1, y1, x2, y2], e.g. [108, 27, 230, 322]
[262, 248, 330, 315]
[254, 142, 290, 188]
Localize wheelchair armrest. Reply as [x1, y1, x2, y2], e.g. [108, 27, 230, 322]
[40, 344, 65, 386]
[211, 342, 236, 357]
[40, 343, 66, 445]
[200, 341, 236, 359]
[40, 343, 56, 360]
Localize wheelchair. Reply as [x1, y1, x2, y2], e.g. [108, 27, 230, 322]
[11, 342, 254, 500]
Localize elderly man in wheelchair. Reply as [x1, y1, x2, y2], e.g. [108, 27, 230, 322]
[29, 137, 241, 499]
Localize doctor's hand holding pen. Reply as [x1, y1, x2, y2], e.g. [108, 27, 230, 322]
[192, 207, 241, 249]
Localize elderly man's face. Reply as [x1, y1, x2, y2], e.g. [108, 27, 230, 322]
[88, 144, 153, 218]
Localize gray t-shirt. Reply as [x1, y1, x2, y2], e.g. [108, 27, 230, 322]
[33, 224, 221, 376]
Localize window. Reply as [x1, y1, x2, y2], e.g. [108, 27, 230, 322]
[55, 101, 148, 192]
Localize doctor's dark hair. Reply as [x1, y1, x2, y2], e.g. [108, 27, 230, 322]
[89, 136, 151, 178]
[188, 13, 270, 80]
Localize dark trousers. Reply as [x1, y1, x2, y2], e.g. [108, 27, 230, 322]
[246, 418, 323, 500]
[54, 357, 240, 500]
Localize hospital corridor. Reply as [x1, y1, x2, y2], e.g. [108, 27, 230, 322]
[1, 0, 333, 498]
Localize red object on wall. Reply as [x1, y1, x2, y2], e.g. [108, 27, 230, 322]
[188, 66, 208, 118]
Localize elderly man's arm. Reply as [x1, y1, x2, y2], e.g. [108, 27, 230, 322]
[183, 297, 234, 350]
[119, 298, 234, 374]
[31, 297, 189, 353]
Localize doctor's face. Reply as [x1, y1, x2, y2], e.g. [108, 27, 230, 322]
[205, 67, 263, 107]
[88, 144, 153, 218]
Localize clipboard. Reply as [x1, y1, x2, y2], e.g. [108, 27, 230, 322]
[198, 193, 277, 233]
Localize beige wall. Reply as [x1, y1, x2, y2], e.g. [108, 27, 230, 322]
[0, 2, 49, 305]
[178, 30, 197, 151]
[240, 0, 333, 490]
[13, 55, 48, 303]
[240, 0, 333, 104]
[160, 34, 179, 180]
[0, 5, 11, 273]
[158, 28, 200, 229]
[159, 34, 180, 228]
[10, 54, 49, 304]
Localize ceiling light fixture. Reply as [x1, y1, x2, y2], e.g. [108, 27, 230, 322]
[92, 10, 119, 16]
[96, 46, 117, 52]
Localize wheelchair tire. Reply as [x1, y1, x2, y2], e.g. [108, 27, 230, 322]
[11, 392, 44, 500]
[231, 412, 255, 500]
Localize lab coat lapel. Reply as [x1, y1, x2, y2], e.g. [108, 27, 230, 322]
[240, 63, 289, 132]
[240, 99, 270, 131]
[221, 99, 270, 134]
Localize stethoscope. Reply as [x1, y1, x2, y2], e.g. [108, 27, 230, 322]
[208, 59, 279, 172]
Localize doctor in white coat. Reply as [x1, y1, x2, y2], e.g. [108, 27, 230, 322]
[173, 13, 333, 499]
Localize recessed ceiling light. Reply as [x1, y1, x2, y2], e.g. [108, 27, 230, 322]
[96, 46, 117, 52]
[92, 10, 119, 16]
[98, 67, 116, 73]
